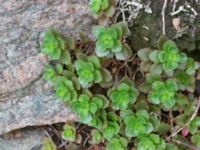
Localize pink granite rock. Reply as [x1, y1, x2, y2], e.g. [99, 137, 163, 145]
[0, 0, 93, 135]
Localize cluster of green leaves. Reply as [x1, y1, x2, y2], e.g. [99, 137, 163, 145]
[89, 0, 116, 18]
[41, 29, 72, 64]
[139, 40, 199, 76]
[62, 124, 76, 142]
[105, 136, 128, 150]
[137, 134, 166, 150]
[191, 133, 200, 149]
[108, 77, 139, 110]
[54, 76, 79, 103]
[102, 112, 120, 140]
[41, 1, 200, 149]
[121, 109, 153, 137]
[93, 22, 132, 60]
[72, 94, 108, 124]
[148, 80, 178, 109]
[75, 53, 111, 87]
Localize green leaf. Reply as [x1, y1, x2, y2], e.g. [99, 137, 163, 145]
[136, 109, 149, 120]
[105, 136, 127, 150]
[139, 82, 151, 93]
[65, 35, 75, 49]
[140, 61, 152, 72]
[155, 123, 170, 134]
[165, 143, 178, 150]
[111, 24, 122, 38]
[92, 26, 106, 38]
[60, 50, 71, 65]
[101, 0, 109, 10]
[51, 48, 61, 60]
[56, 64, 63, 74]
[76, 52, 88, 61]
[79, 31, 89, 43]
[134, 100, 150, 111]
[88, 55, 101, 69]
[137, 134, 166, 150]
[101, 68, 112, 82]
[191, 134, 200, 149]
[112, 40, 122, 52]
[90, 129, 102, 144]
[137, 48, 151, 62]
[90, 102, 98, 114]
[163, 40, 179, 52]
[116, 21, 130, 36]
[149, 134, 160, 144]
[115, 51, 126, 60]
[188, 117, 200, 134]
[103, 126, 115, 141]
[92, 96, 103, 108]
[152, 81, 165, 90]
[122, 43, 132, 58]
[89, 0, 101, 13]
[94, 70, 103, 83]
[149, 50, 159, 63]
[150, 64, 162, 75]
[166, 80, 178, 92]
[43, 64, 55, 81]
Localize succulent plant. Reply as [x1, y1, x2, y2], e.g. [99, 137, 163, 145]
[72, 94, 106, 124]
[62, 124, 76, 142]
[158, 40, 187, 73]
[93, 22, 131, 60]
[137, 40, 188, 75]
[89, 109, 107, 130]
[103, 112, 120, 140]
[121, 109, 153, 137]
[137, 134, 166, 150]
[175, 70, 195, 92]
[75, 53, 111, 88]
[105, 136, 128, 150]
[108, 77, 139, 110]
[43, 64, 56, 81]
[56, 64, 63, 74]
[89, 0, 109, 14]
[148, 80, 178, 109]
[41, 29, 72, 64]
[185, 58, 199, 75]
[41, 11, 200, 149]
[53, 76, 78, 103]
[89, 0, 116, 19]
[41, 29, 64, 60]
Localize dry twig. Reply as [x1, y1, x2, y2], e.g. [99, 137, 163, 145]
[162, 0, 168, 35]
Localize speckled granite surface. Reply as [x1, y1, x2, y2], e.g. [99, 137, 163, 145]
[0, 0, 93, 135]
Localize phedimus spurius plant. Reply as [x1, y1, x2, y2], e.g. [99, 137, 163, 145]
[41, 0, 200, 149]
